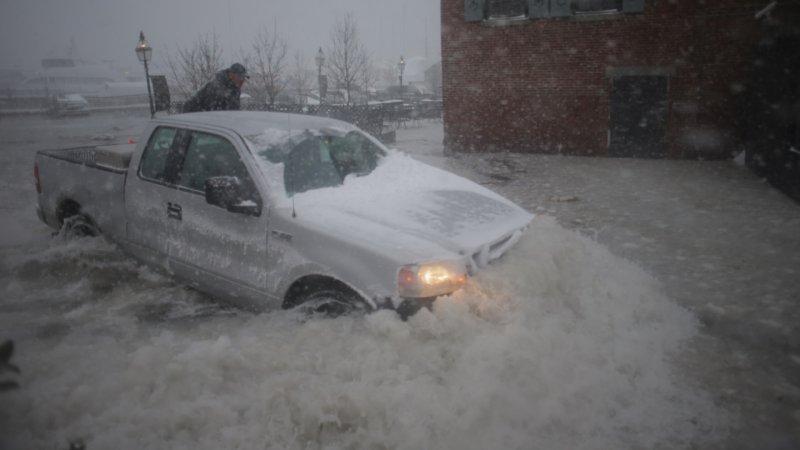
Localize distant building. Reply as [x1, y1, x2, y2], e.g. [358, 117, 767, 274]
[424, 62, 442, 98]
[0, 69, 27, 94]
[441, 0, 786, 159]
[18, 58, 122, 96]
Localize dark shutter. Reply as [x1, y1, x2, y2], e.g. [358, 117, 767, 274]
[528, 0, 549, 18]
[150, 75, 170, 111]
[465, 0, 486, 22]
[550, 0, 573, 17]
[622, 0, 645, 13]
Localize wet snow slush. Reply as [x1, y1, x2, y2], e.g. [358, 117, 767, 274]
[1, 114, 726, 449]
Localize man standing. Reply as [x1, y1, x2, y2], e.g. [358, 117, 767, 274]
[182, 63, 249, 113]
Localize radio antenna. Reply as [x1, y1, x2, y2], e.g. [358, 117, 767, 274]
[288, 113, 297, 218]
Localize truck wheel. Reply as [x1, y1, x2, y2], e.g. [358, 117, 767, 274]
[289, 286, 367, 318]
[59, 215, 98, 240]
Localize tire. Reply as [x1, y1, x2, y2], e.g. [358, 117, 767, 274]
[288, 285, 367, 318]
[59, 215, 98, 240]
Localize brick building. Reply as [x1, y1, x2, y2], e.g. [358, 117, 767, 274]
[441, 0, 773, 158]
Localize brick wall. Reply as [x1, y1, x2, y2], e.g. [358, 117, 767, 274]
[441, 0, 761, 158]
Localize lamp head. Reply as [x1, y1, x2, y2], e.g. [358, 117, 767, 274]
[135, 31, 152, 62]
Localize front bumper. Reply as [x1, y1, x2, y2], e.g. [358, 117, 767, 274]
[395, 297, 436, 320]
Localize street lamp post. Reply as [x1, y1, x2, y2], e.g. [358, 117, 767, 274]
[397, 56, 406, 100]
[315, 47, 325, 105]
[135, 31, 155, 118]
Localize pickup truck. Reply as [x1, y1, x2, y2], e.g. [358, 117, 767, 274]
[34, 111, 533, 316]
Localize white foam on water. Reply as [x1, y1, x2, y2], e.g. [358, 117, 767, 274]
[0, 216, 727, 450]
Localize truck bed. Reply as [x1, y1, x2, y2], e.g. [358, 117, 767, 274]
[35, 143, 134, 239]
[39, 143, 135, 172]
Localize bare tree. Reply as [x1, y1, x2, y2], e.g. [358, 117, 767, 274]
[327, 13, 370, 106]
[248, 27, 288, 107]
[361, 62, 377, 101]
[165, 32, 224, 100]
[288, 52, 313, 105]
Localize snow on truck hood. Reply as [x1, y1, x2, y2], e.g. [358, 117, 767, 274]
[287, 152, 534, 266]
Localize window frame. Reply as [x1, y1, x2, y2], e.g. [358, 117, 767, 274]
[572, 0, 624, 15]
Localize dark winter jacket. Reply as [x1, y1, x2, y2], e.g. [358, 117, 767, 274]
[182, 69, 241, 113]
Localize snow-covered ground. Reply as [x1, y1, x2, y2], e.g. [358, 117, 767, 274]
[0, 113, 797, 449]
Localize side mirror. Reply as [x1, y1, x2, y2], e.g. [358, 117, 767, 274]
[204, 176, 262, 216]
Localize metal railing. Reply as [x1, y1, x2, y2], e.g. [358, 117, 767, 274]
[169, 101, 442, 141]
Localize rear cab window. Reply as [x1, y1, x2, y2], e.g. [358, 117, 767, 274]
[139, 126, 178, 182]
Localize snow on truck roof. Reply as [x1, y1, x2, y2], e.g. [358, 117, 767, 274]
[157, 111, 358, 137]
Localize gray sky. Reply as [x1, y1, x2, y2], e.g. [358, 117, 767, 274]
[1, 0, 440, 76]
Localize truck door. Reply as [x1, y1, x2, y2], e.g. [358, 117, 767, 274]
[166, 129, 270, 308]
[123, 126, 182, 268]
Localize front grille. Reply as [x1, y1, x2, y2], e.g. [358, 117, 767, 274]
[470, 229, 523, 271]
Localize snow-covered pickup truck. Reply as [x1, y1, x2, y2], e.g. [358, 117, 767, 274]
[34, 111, 533, 316]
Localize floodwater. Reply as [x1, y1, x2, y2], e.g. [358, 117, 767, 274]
[0, 112, 790, 449]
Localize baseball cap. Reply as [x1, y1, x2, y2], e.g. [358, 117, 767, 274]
[229, 63, 249, 79]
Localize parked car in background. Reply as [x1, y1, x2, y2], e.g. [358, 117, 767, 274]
[33, 111, 533, 317]
[47, 94, 89, 116]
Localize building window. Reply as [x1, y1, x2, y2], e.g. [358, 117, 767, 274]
[465, 0, 644, 22]
[488, 0, 527, 18]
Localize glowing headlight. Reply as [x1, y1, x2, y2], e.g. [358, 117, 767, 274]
[398, 263, 467, 298]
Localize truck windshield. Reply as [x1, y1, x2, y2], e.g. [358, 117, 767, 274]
[254, 130, 386, 196]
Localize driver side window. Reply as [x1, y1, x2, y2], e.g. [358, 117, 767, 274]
[177, 131, 251, 192]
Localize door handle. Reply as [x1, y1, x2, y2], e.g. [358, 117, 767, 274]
[167, 202, 182, 220]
